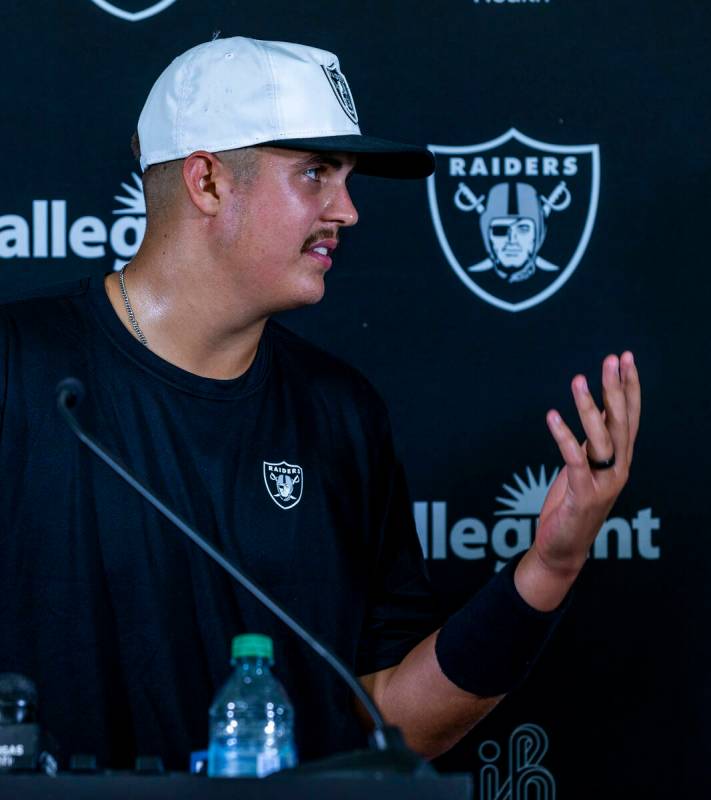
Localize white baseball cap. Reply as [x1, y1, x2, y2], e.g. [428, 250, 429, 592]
[137, 36, 434, 179]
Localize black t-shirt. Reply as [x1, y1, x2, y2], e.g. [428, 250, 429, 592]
[0, 277, 438, 769]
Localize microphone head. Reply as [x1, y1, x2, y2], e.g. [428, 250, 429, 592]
[0, 673, 38, 725]
[55, 377, 86, 409]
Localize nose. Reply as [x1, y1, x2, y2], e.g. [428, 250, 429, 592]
[507, 225, 517, 243]
[323, 183, 359, 228]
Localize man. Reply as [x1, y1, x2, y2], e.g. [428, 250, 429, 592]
[0, 36, 639, 769]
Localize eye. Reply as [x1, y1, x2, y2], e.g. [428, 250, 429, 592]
[304, 165, 323, 181]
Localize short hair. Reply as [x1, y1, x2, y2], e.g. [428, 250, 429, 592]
[130, 132, 261, 219]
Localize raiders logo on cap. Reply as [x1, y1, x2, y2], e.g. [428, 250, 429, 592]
[322, 63, 359, 124]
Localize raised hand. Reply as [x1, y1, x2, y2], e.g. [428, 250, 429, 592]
[515, 352, 641, 609]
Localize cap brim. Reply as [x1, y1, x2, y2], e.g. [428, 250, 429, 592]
[261, 134, 435, 179]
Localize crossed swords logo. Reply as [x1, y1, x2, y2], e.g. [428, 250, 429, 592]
[454, 179, 571, 274]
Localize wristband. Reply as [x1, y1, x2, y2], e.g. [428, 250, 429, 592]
[434, 552, 570, 697]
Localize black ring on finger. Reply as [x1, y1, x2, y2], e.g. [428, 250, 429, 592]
[587, 453, 616, 470]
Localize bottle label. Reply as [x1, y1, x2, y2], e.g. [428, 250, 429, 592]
[256, 750, 281, 777]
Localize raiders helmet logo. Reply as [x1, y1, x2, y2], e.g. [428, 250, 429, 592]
[427, 129, 600, 312]
[263, 461, 304, 510]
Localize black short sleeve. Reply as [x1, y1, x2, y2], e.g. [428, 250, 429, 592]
[355, 418, 440, 676]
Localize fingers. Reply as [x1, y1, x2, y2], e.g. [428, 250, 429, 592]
[570, 371, 616, 466]
[546, 410, 592, 495]
[600, 354, 630, 466]
[570, 353, 639, 473]
[620, 351, 641, 463]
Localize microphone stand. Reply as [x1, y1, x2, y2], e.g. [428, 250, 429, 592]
[56, 378, 433, 777]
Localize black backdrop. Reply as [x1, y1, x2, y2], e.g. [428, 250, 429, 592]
[2, 1, 710, 796]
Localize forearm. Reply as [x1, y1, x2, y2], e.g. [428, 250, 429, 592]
[370, 631, 503, 760]
[363, 548, 571, 758]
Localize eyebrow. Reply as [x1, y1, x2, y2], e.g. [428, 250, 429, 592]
[297, 153, 355, 174]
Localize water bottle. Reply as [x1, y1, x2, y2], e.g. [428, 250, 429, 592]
[207, 633, 297, 777]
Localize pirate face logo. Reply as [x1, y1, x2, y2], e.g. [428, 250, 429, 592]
[89, 0, 178, 21]
[489, 216, 537, 273]
[263, 461, 303, 510]
[322, 63, 359, 124]
[428, 129, 600, 311]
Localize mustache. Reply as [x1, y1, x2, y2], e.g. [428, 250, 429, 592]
[301, 229, 339, 252]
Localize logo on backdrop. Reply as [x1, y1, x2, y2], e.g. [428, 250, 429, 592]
[322, 63, 359, 124]
[0, 173, 146, 271]
[89, 0, 178, 22]
[112, 173, 146, 269]
[477, 723, 556, 800]
[427, 129, 600, 312]
[263, 462, 304, 510]
[414, 465, 660, 566]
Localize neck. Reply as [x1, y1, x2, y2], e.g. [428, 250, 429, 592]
[105, 242, 268, 380]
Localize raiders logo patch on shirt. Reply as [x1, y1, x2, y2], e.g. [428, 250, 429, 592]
[263, 460, 304, 509]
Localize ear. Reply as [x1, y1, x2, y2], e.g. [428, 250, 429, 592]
[182, 151, 232, 216]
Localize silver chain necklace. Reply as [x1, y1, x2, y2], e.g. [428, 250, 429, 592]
[119, 265, 149, 346]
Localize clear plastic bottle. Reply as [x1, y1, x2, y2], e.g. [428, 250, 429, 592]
[207, 634, 298, 778]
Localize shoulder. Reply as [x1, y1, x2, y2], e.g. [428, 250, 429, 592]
[0, 277, 94, 417]
[0, 277, 94, 356]
[0, 277, 91, 318]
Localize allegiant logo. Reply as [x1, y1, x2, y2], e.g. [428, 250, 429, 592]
[0, 174, 146, 271]
[413, 466, 661, 568]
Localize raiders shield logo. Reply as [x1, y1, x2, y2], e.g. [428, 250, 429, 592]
[427, 129, 600, 312]
[322, 63, 359, 124]
[89, 0, 178, 22]
[263, 461, 304, 510]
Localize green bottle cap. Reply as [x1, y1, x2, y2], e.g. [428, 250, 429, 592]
[231, 634, 274, 662]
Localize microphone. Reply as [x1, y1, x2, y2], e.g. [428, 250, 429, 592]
[0, 673, 37, 725]
[0, 674, 59, 775]
[55, 377, 85, 410]
[56, 377, 428, 773]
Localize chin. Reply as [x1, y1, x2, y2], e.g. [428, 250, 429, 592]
[275, 280, 326, 312]
[297, 287, 326, 308]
